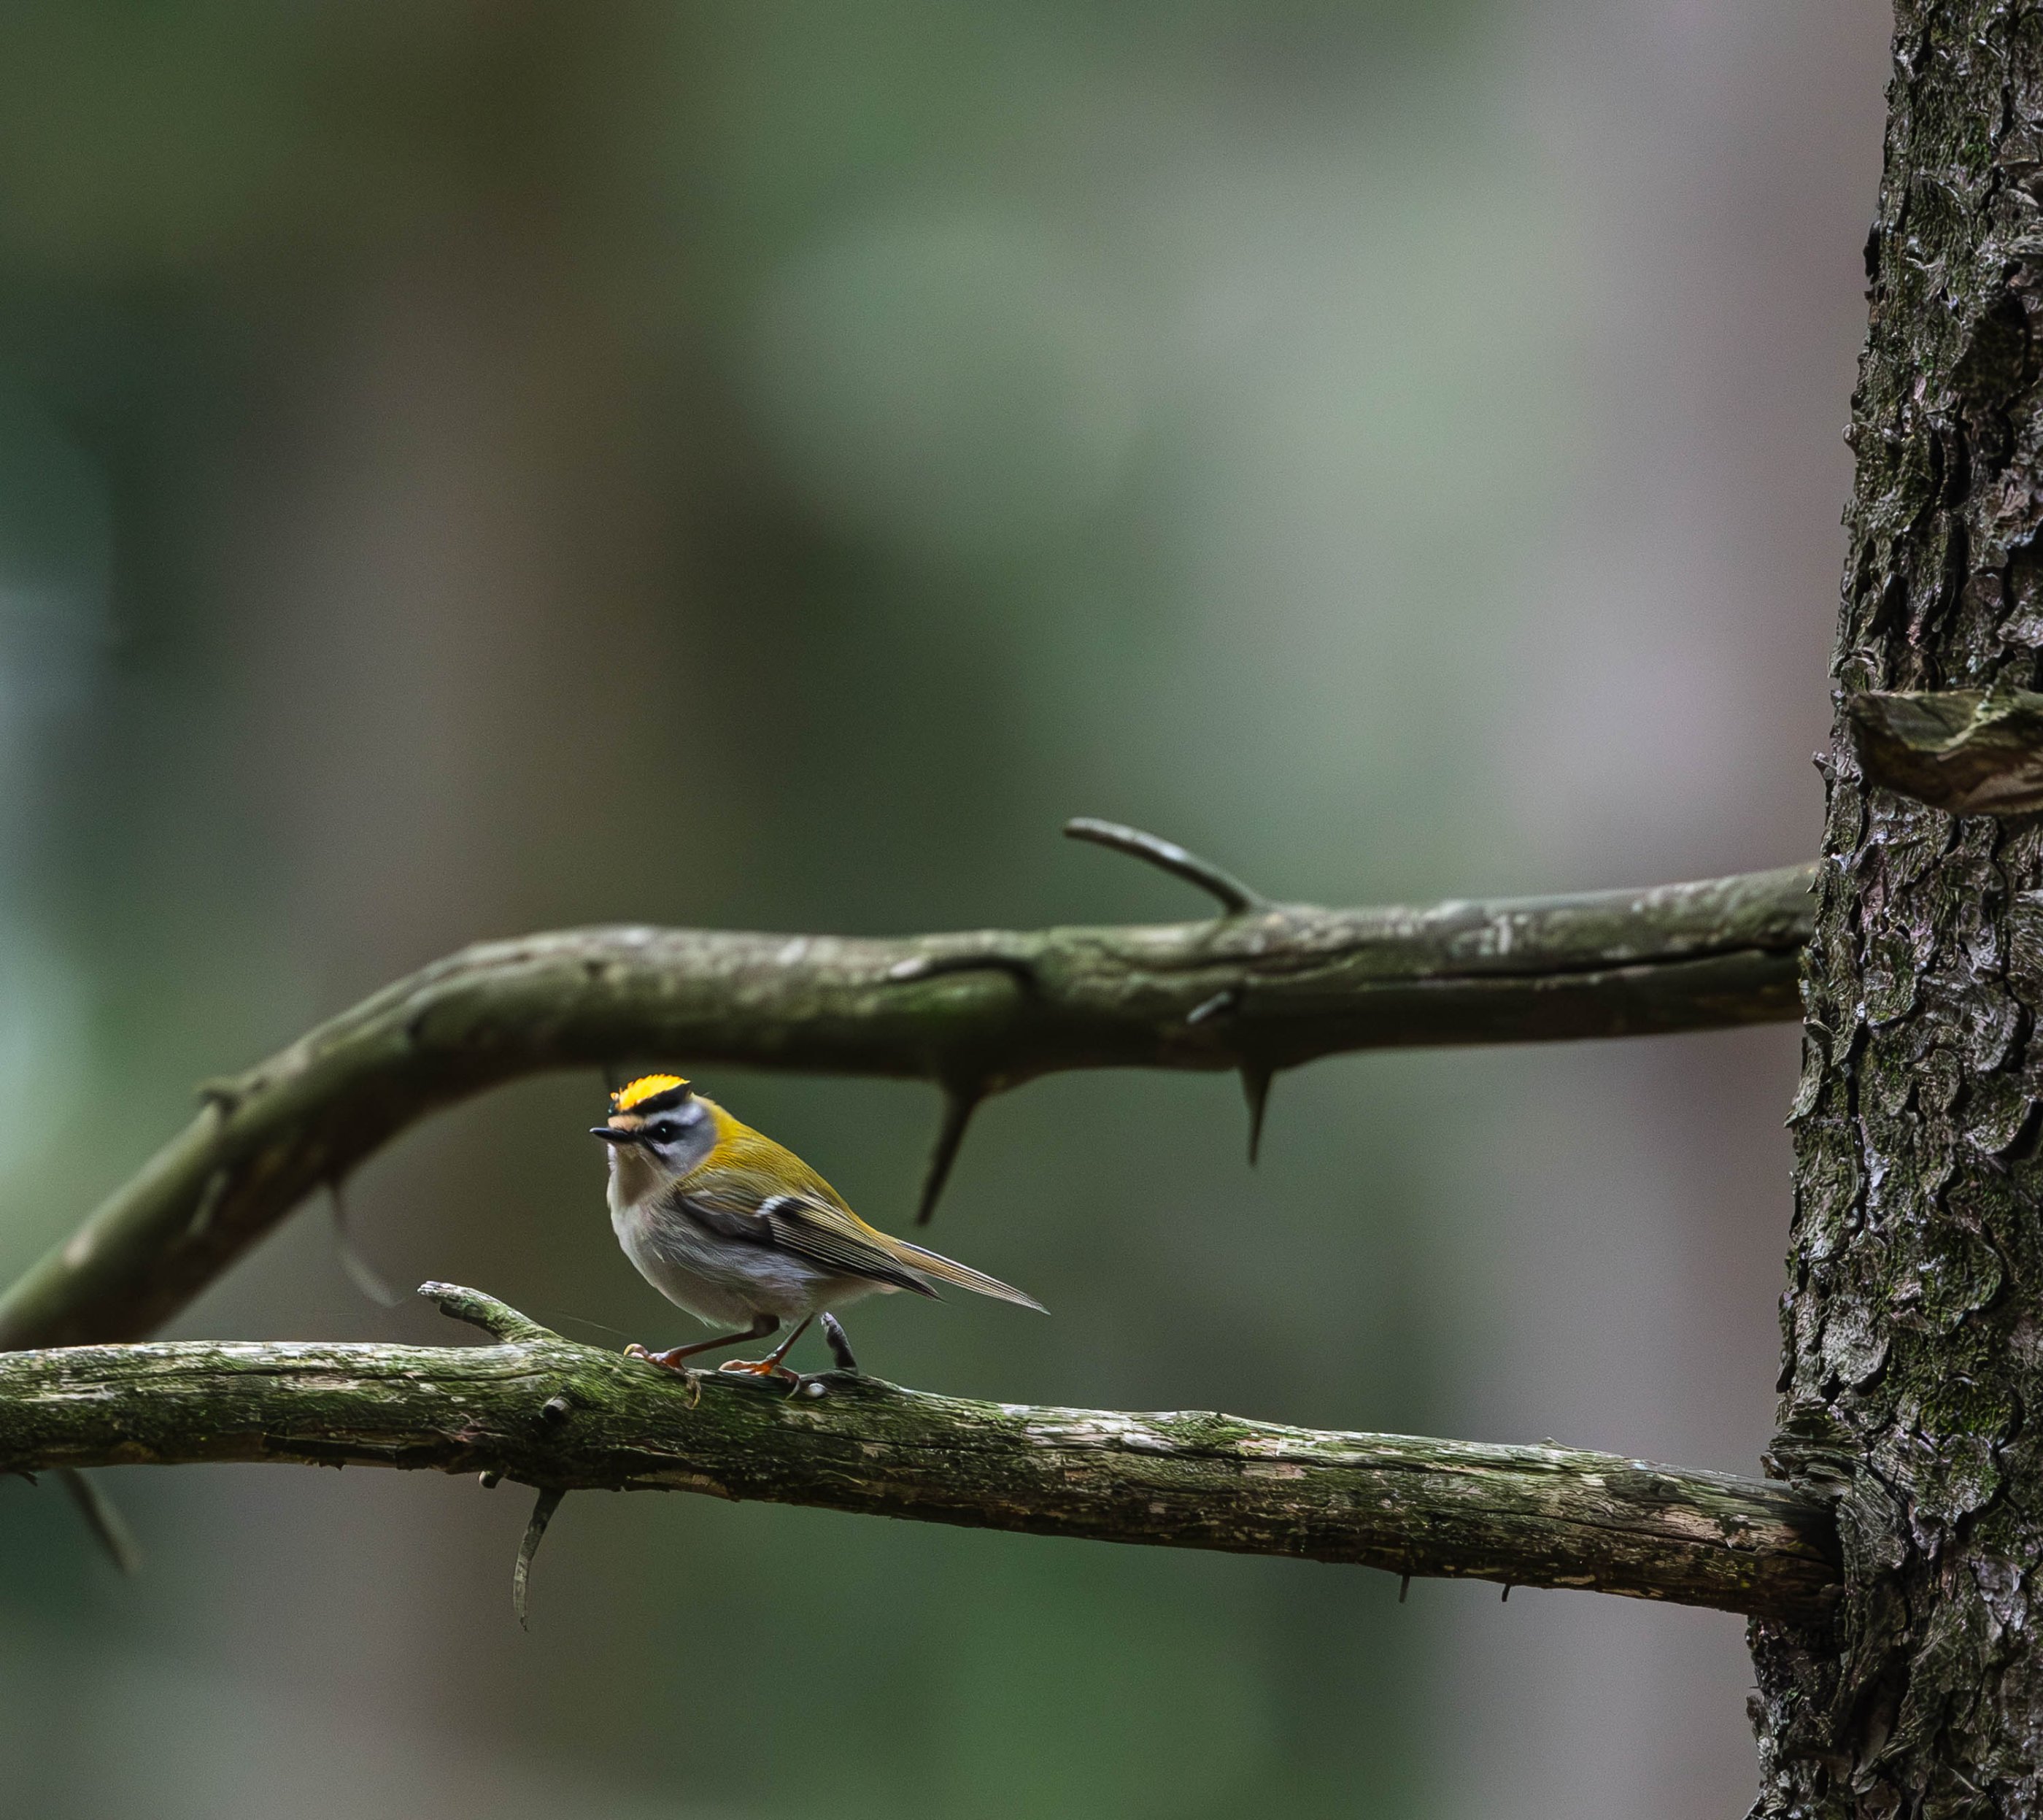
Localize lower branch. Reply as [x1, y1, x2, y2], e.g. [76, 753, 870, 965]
[0, 1284, 1842, 1625]
[0, 858, 1813, 1351]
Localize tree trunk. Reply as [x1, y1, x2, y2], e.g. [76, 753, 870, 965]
[1754, 5, 2043, 1811]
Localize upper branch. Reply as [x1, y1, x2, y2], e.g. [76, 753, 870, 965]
[0, 860, 1812, 1351]
[0, 1286, 1839, 1624]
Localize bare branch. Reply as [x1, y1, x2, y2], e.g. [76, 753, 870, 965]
[0, 857, 1813, 1351]
[0, 1285, 1840, 1624]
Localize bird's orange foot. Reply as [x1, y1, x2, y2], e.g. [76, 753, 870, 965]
[625, 1343, 695, 1373]
[718, 1357, 800, 1384]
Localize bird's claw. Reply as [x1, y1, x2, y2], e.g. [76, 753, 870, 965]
[624, 1343, 702, 1405]
[717, 1357, 837, 1397]
[717, 1357, 800, 1383]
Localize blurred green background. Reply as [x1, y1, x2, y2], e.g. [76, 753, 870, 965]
[0, 4, 1886, 1816]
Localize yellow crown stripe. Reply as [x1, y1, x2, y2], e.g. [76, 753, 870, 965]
[612, 1073, 690, 1111]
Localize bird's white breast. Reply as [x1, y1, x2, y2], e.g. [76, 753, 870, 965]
[608, 1163, 879, 1327]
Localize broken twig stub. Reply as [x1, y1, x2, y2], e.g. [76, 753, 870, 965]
[1846, 687, 2043, 815]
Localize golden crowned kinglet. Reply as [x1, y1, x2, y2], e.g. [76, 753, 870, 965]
[593, 1074, 1043, 1384]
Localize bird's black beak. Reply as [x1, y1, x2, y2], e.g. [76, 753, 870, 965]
[590, 1125, 639, 1146]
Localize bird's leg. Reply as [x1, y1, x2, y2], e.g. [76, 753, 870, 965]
[719, 1315, 814, 1382]
[820, 1313, 860, 1374]
[625, 1314, 777, 1372]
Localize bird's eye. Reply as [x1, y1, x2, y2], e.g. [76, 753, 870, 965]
[648, 1121, 679, 1142]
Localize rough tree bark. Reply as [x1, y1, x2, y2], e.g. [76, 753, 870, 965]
[1753, 7, 2043, 1812]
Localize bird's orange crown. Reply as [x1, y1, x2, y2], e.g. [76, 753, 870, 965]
[611, 1073, 692, 1115]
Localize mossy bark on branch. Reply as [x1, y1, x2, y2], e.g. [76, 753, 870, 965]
[0, 864, 1810, 1354]
[1756, 6, 2043, 1811]
[0, 1286, 1841, 1622]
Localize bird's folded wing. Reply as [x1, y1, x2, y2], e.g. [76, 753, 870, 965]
[665, 1181, 937, 1297]
[889, 1241, 1046, 1311]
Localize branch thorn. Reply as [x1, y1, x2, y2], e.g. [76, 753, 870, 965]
[57, 1468, 142, 1576]
[514, 1487, 567, 1629]
[1063, 818, 1270, 917]
[915, 1083, 984, 1225]
[1240, 1065, 1275, 1165]
[329, 1179, 401, 1308]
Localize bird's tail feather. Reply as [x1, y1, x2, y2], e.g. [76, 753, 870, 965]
[892, 1240, 1046, 1312]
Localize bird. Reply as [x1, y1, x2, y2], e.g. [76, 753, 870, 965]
[592, 1073, 1044, 1384]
